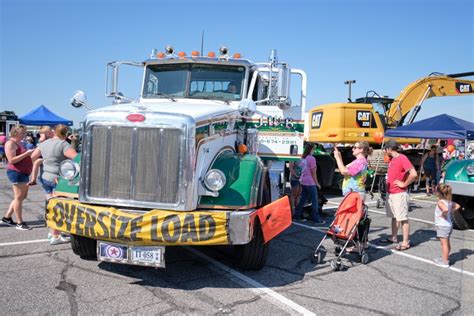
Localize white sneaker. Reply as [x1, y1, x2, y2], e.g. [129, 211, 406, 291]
[50, 235, 71, 245]
[433, 258, 449, 268]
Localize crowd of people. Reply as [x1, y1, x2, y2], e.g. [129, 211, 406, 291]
[0, 127, 467, 264]
[290, 139, 461, 268]
[1, 124, 77, 245]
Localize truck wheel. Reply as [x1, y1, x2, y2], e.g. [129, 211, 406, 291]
[452, 195, 474, 230]
[71, 234, 97, 259]
[235, 220, 269, 270]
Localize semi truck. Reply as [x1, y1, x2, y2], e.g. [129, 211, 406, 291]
[49, 46, 307, 270]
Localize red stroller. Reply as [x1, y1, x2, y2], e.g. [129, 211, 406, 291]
[313, 192, 371, 271]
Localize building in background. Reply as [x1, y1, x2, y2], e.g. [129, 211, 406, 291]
[0, 110, 19, 136]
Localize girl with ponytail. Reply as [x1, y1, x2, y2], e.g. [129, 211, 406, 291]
[433, 184, 460, 267]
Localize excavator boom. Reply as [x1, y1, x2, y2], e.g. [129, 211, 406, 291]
[386, 72, 474, 127]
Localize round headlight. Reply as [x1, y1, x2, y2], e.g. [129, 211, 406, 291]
[203, 169, 226, 192]
[59, 160, 80, 180]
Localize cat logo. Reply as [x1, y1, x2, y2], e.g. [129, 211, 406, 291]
[456, 82, 473, 94]
[311, 112, 323, 129]
[356, 110, 372, 128]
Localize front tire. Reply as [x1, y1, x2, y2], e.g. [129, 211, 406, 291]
[235, 220, 269, 270]
[71, 234, 97, 259]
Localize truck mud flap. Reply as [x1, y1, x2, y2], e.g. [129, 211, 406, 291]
[256, 196, 292, 244]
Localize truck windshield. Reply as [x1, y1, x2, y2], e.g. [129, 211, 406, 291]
[143, 63, 246, 101]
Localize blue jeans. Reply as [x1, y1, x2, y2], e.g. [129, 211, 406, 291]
[295, 185, 321, 222]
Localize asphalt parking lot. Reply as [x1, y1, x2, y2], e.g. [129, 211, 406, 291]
[1, 164, 473, 315]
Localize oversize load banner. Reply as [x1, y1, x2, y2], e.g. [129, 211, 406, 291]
[46, 198, 230, 246]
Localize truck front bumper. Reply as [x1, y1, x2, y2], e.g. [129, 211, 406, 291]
[46, 197, 257, 246]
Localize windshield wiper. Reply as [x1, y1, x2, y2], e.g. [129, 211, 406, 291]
[146, 92, 177, 102]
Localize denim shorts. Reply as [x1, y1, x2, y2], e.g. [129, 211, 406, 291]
[436, 225, 452, 238]
[7, 169, 30, 184]
[40, 178, 57, 194]
[290, 179, 301, 189]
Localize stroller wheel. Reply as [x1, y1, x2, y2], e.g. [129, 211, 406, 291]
[361, 253, 369, 264]
[312, 249, 325, 264]
[312, 253, 320, 264]
[330, 259, 341, 271]
[334, 246, 342, 255]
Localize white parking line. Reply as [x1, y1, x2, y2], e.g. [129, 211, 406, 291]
[185, 247, 315, 315]
[0, 239, 49, 247]
[295, 201, 474, 277]
[0, 237, 315, 315]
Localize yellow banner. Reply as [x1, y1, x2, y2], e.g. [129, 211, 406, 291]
[46, 198, 230, 246]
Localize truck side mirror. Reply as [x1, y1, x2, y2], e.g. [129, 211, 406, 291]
[275, 64, 292, 110]
[71, 90, 87, 108]
[277, 64, 291, 100]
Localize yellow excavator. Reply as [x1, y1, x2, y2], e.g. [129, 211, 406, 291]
[308, 72, 474, 145]
[307, 72, 474, 189]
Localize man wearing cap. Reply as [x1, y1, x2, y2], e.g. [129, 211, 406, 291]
[382, 139, 417, 250]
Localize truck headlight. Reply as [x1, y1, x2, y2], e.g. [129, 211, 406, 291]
[59, 160, 80, 180]
[203, 169, 226, 191]
[467, 164, 474, 176]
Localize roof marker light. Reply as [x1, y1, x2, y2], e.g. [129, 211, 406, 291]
[207, 51, 216, 58]
[178, 51, 186, 59]
[233, 53, 241, 59]
[191, 51, 199, 57]
[156, 52, 165, 59]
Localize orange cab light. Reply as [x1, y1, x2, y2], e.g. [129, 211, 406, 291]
[156, 52, 165, 59]
[233, 53, 241, 59]
[328, 134, 338, 137]
[178, 51, 186, 58]
[191, 50, 199, 57]
[207, 51, 216, 57]
[238, 144, 248, 155]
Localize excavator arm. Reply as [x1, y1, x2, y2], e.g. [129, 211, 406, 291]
[386, 72, 474, 127]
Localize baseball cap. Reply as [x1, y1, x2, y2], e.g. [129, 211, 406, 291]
[383, 139, 399, 150]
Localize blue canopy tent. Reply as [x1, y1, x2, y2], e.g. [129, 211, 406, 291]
[385, 114, 474, 140]
[370, 114, 474, 192]
[19, 104, 73, 126]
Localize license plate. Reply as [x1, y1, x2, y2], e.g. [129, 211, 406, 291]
[97, 242, 165, 268]
[131, 246, 164, 267]
[98, 242, 128, 264]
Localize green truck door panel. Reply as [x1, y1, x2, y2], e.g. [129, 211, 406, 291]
[200, 152, 262, 208]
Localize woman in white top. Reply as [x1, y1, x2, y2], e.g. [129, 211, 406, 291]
[433, 184, 460, 267]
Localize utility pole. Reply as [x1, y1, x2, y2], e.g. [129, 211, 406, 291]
[344, 80, 356, 102]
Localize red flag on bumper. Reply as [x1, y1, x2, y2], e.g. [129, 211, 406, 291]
[256, 196, 292, 243]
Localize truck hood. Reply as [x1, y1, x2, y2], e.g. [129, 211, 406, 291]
[86, 99, 240, 125]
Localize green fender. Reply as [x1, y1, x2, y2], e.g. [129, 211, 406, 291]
[199, 151, 264, 209]
[445, 159, 474, 183]
[55, 154, 81, 197]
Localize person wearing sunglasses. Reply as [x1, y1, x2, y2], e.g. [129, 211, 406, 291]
[333, 141, 372, 202]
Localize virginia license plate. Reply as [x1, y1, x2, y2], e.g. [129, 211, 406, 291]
[97, 242, 165, 268]
[131, 246, 165, 267]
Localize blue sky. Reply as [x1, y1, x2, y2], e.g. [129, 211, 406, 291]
[1, 0, 473, 128]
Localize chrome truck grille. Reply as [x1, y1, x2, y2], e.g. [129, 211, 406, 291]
[80, 123, 190, 209]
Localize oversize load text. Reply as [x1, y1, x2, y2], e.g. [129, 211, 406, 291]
[46, 199, 229, 245]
